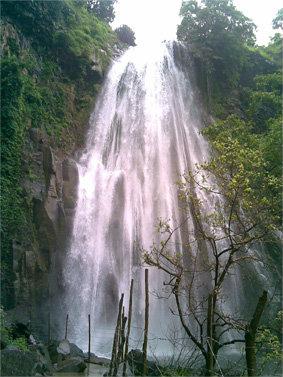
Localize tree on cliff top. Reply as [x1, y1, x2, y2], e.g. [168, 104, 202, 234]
[86, 0, 117, 23]
[177, 0, 256, 110]
[115, 25, 136, 47]
[272, 8, 283, 30]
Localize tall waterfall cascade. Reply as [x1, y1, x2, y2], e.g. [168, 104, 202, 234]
[62, 42, 247, 357]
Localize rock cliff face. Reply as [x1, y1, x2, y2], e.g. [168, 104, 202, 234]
[11, 126, 80, 337]
[1, 8, 124, 337]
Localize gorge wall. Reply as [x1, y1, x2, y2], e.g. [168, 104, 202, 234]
[1, 1, 124, 338]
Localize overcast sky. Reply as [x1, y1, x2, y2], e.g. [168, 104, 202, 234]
[112, 0, 282, 46]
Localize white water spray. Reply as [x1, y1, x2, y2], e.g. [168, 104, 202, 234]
[63, 42, 216, 356]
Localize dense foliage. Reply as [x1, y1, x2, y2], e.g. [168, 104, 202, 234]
[115, 24, 136, 46]
[0, 307, 28, 351]
[178, 0, 282, 222]
[1, 0, 116, 308]
[86, 0, 117, 23]
[177, 0, 256, 111]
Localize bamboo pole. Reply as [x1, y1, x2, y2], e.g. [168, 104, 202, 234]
[109, 293, 124, 376]
[142, 269, 149, 376]
[64, 314, 69, 340]
[123, 279, 134, 376]
[88, 314, 91, 363]
[113, 308, 127, 376]
[48, 311, 51, 344]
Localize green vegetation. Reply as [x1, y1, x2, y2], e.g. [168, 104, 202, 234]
[0, 307, 28, 351]
[86, 0, 117, 23]
[177, 0, 256, 113]
[177, 0, 282, 223]
[115, 25, 136, 47]
[1, 0, 117, 308]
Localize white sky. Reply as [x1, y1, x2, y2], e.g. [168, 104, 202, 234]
[112, 0, 282, 46]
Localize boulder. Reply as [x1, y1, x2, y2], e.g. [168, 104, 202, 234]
[70, 343, 85, 359]
[1, 349, 40, 376]
[83, 352, 110, 366]
[34, 343, 54, 375]
[56, 357, 86, 373]
[57, 339, 70, 355]
[127, 349, 162, 376]
[48, 340, 85, 364]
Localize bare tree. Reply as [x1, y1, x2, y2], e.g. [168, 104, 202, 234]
[143, 160, 278, 375]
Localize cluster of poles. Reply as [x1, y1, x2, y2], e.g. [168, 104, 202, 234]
[109, 269, 149, 376]
[61, 269, 150, 376]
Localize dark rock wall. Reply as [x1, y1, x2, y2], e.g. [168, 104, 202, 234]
[10, 127, 80, 338]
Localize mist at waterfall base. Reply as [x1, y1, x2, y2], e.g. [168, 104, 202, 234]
[60, 42, 263, 360]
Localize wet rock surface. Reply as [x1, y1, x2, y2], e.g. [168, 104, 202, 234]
[1, 339, 92, 376]
[10, 128, 81, 339]
[128, 349, 163, 376]
[1, 349, 46, 376]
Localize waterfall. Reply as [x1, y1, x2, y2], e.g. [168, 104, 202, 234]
[62, 42, 226, 356]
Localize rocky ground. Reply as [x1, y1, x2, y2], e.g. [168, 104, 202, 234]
[1, 334, 111, 376]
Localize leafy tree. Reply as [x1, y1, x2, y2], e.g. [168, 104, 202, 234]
[247, 90, 281, 133]
[177, 0, 256, 111]
[115, 24, 136, 46]
[272, 8, 283, 30]
[87, 0, 116, 23]
[143, 115, 280, 375]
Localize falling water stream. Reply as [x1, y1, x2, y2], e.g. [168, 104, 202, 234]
[62, 42, 251, 358]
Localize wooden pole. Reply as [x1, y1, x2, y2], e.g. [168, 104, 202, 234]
[88, 314, 91, 363]
[142, 269, 149, 376]
[109, 293, 124, 376]
[48, 311, 51, 344]
[65, 314, 69, 340]
[113, 308, 127, 376]
[123, 279, 134, 376]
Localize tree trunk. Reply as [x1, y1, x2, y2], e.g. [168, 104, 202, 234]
[245, 290, 268, 376]
[206, 293, 215, 376]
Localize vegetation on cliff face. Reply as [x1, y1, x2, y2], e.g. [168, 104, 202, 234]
[1, 0, 117, 309]
[177, 0, 282, 222]
[1, 1, 281, 373]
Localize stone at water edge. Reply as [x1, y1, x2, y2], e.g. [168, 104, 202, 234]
[127, 349, 162, 376]
[56, 357, 87, 374]
[32, 343, 54, 375]
[69, 342, 85, 359]
[57, 339, 71, 355]
[48, 339, 85, 364]
[83, 352, 111, 366]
